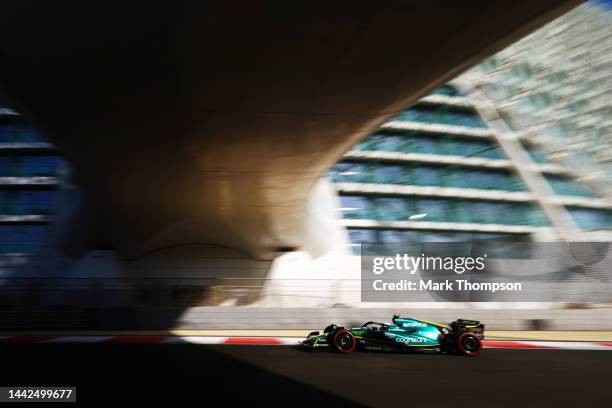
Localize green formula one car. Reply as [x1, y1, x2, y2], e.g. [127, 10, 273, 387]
[301, 314, 484, 356]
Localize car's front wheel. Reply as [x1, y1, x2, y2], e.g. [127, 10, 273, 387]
[456, 332, 482, 357]
[331, 329, 356, 353]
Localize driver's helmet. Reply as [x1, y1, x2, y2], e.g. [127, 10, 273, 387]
[323, 324, 338, 333]
[392, 313, 400, 323]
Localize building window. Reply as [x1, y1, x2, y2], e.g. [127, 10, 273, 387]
[345, 226, 528, 248]
[409, 165, 450, 187]
[0, 191, 57, 215]
[449, 169, 525, 191]
[396, 106, 486, 128]
[545, 175, 596, 197]
[371, 197, 409, 221]
[567, 207, 612, 230]
[329, 162, 370, 183]
[0, 225, 47, 253]
[338, 195, 549, 226]
[332, 162, 526, 191]
[374, 165, 407, 184]
[339, 195, 371, 219]
[407, 135, 441, 155]
[0, 156, 20, 176]
[0, 124, 45, 143]
[351, 133, 505, 160]
[414, 198, 449, 222]
[446, 138, 504, 159]
[378, 230, 421, 243]
[347, 229, 377, 254]
[354, 134, 407, 152]
[0, 155, 62, 177]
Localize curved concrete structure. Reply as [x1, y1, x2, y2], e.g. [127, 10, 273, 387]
[0, 1, 580, 260]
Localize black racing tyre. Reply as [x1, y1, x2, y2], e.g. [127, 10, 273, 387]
[331, 329, 356, 354]
[456, 332, 482, 357]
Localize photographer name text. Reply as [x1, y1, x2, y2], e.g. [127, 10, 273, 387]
[372, 279, 522, 293]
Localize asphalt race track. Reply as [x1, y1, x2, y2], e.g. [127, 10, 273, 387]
[0, 344, 610, 407]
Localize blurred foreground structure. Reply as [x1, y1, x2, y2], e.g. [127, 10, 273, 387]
[3, 1, 612, 330]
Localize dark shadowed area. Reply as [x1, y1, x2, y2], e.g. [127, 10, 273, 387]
[0, 344, 609, 407]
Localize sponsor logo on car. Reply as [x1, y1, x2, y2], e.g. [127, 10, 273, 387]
[402, 322, 426, 328]
[395, 336, 427, 344]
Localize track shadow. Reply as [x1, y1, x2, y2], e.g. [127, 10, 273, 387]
[0, 343, 366, 407]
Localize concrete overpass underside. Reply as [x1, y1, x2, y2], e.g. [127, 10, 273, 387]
[0, 1, 580, 264]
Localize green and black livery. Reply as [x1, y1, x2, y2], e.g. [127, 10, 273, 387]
[301, 314, 484, 357]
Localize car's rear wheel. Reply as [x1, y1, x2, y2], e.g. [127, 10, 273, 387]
[456, 332, 482, 357]
[331, 329, 356, 354]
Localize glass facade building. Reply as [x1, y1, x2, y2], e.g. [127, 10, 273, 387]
[328, 84, 612, 253]
[0, 106, 63, 253]
[465, 1, 612, 198]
